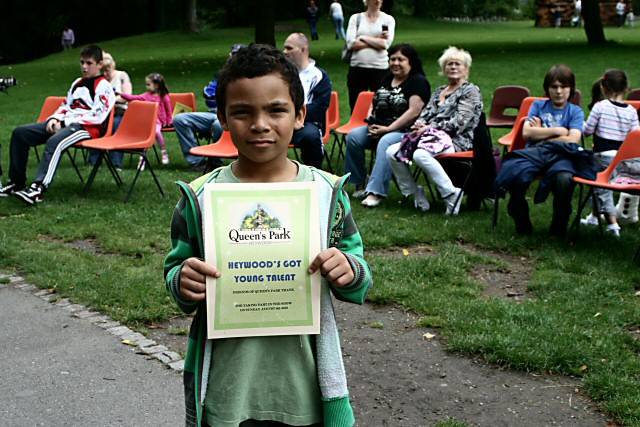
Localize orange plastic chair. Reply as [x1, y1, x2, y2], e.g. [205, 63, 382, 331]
[332, 91, 374, 163]
[486, 86, 530, 129]
[76, 101, 162, 202]
[37, 96, 66, 123]
[189, 131, 238, 160]
[497, 97, 544, 149]
[572, 129, 640, 259]
[162, 92, 197, 133]
[627, 88, 640, 101]
[322, 91, 340, 171]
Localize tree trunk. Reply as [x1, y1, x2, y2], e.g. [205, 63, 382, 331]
[414, 0, 428, 16]
[582, 0, 606, 44]
[186, 0, 198, 32]
[253, 0, 275, 46]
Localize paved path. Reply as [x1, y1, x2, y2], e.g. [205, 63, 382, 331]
[0, 284, 183, 427]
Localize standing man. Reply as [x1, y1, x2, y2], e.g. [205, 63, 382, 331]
[330, 1, 346, 40]
[0, 45, 114, 205]
[283, 32, 332, 169]
[616, 0, 627, 27]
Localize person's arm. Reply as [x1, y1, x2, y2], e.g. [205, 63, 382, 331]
[345, 14, 359, 48]
[582, 105, 600, 137]
[305, 72, 331, 125]
[120, 71, 133, 96]
[309, 189, 372, 304]
[161, 94, 173, 127]
[429, 84, 483, 136]
[523, 117, 570, 141]
[120, 92, 147, 102]
[368, 94, 424, 136]
[164, 196, 214, 313]
[359, 15, 395, 50]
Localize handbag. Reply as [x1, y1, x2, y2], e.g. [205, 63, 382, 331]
[341, 13, 362, 64]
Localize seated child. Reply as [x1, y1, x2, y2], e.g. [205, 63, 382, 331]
[163, 44, 372, 427]
[497, 64, 589, 237]
[120, 72, 172, 166]
[581, 69, 640, 237]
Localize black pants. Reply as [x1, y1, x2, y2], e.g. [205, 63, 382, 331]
[9, 122, 90, 188]
[291, 122, 323, 169]
[507, 171, 575, 236]
[346, 66, 387, 112]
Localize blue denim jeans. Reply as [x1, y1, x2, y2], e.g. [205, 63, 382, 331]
[332, 15, 346, 39]
[173, 112, 223, 166]
[344, 125, 404, 197]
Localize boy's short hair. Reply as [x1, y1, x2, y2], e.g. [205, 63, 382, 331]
[80, 45, 104, 62]
[543, 64, 576, 99]
[216, 44, 304, 116]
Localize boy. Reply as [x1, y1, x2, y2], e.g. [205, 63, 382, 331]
[501, 64, 586, 236]
[0, 45, 115, 205]
[163, 44, 372, 427]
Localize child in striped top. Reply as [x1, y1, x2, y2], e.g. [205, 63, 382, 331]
[581, 69, 640, 236]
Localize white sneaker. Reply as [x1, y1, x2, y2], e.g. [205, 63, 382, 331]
[445, 188, 463, 216]
[361, 194, 383, 207]
[413, 186, 430, 212]
[580, 213, 599, 226]
[606, 223, 621, 237]
[137, 157, 146, 171]
[352, 188, 367, 199]
[161, 150, 170, 165]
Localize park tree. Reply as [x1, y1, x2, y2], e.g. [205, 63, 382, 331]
[581, 0, 607, 44]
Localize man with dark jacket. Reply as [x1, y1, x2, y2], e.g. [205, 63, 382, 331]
[283, 32, 331, 169]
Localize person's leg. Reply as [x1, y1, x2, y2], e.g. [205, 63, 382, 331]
[332, 17, 340, 39]
[347, 67, 368, 112]
[386, 143, 418, 196]
[337, 16, 346, 39]
[174, 112, 218, 166]
[291, 123, 323, 169]
[507, 181, 533, 234]
[8, 122, 49, 189]
[364, 131, 404, 197]
[549, 171, 575, 237]
[344, 125, 372, 188]
[33, 124, 90, 188]
[364, 68, 388, 93]
[412, 148, 456, 198]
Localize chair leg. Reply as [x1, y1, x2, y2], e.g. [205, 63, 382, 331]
[569, 184, 592, 237]
[83, 152, 103, 195]
[66, 150, 84, 184]
[103, 152, 123, 187]
[152, 145, 160, 164]
[124, 153, 165, 203]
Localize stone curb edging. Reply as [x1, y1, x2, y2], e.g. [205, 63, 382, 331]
[0, 273, 185, 373]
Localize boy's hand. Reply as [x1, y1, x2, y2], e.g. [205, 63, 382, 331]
[308, 248, 354, 288]
[179, 257, 220, 301]
[46, 119, 62, 134]
[528, 117, 542, 128]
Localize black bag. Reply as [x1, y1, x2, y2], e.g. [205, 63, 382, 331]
[341, 13, 362, 64]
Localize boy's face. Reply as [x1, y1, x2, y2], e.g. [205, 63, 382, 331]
[548, 80, 571, 107]
[219, 74, 305, 166]
[80, 56, 103, 78]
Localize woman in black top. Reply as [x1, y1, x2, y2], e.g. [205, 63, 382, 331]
[344, 43, 431, 207]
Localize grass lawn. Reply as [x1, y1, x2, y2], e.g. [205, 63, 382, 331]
[1, 18, 639, 425]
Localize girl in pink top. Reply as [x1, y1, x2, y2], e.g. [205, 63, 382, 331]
[121, 73, 173, 165]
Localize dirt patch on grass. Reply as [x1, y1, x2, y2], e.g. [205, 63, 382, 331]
[154, 302, 611, 426]
[144, 316, 193, 355]
[462, 244, 534, 303]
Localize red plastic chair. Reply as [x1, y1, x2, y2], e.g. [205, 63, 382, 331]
[497, 97, 544, 149]
[76, 101, 162, 202]
[162, 92, 197, 133]
[627, 88, 640, 101]
[37, 96, 66, 123]
[332, 91, 374, 163]
[486, 86, 531, 129]
[572, 129, 640, 260]
[189, 131, 238, 160]
[322, 91, 340, 171]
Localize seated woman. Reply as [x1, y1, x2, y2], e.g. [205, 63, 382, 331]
[344, 43, 431, 207]
[386, 46, 482, 215]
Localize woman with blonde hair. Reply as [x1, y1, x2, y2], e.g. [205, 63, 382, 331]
[386, 46, 483, 215]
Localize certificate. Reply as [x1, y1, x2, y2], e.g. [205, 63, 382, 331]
[202, 182, 321, 339]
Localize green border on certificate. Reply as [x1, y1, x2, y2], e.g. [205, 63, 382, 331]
[203, 182, 321, 339]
